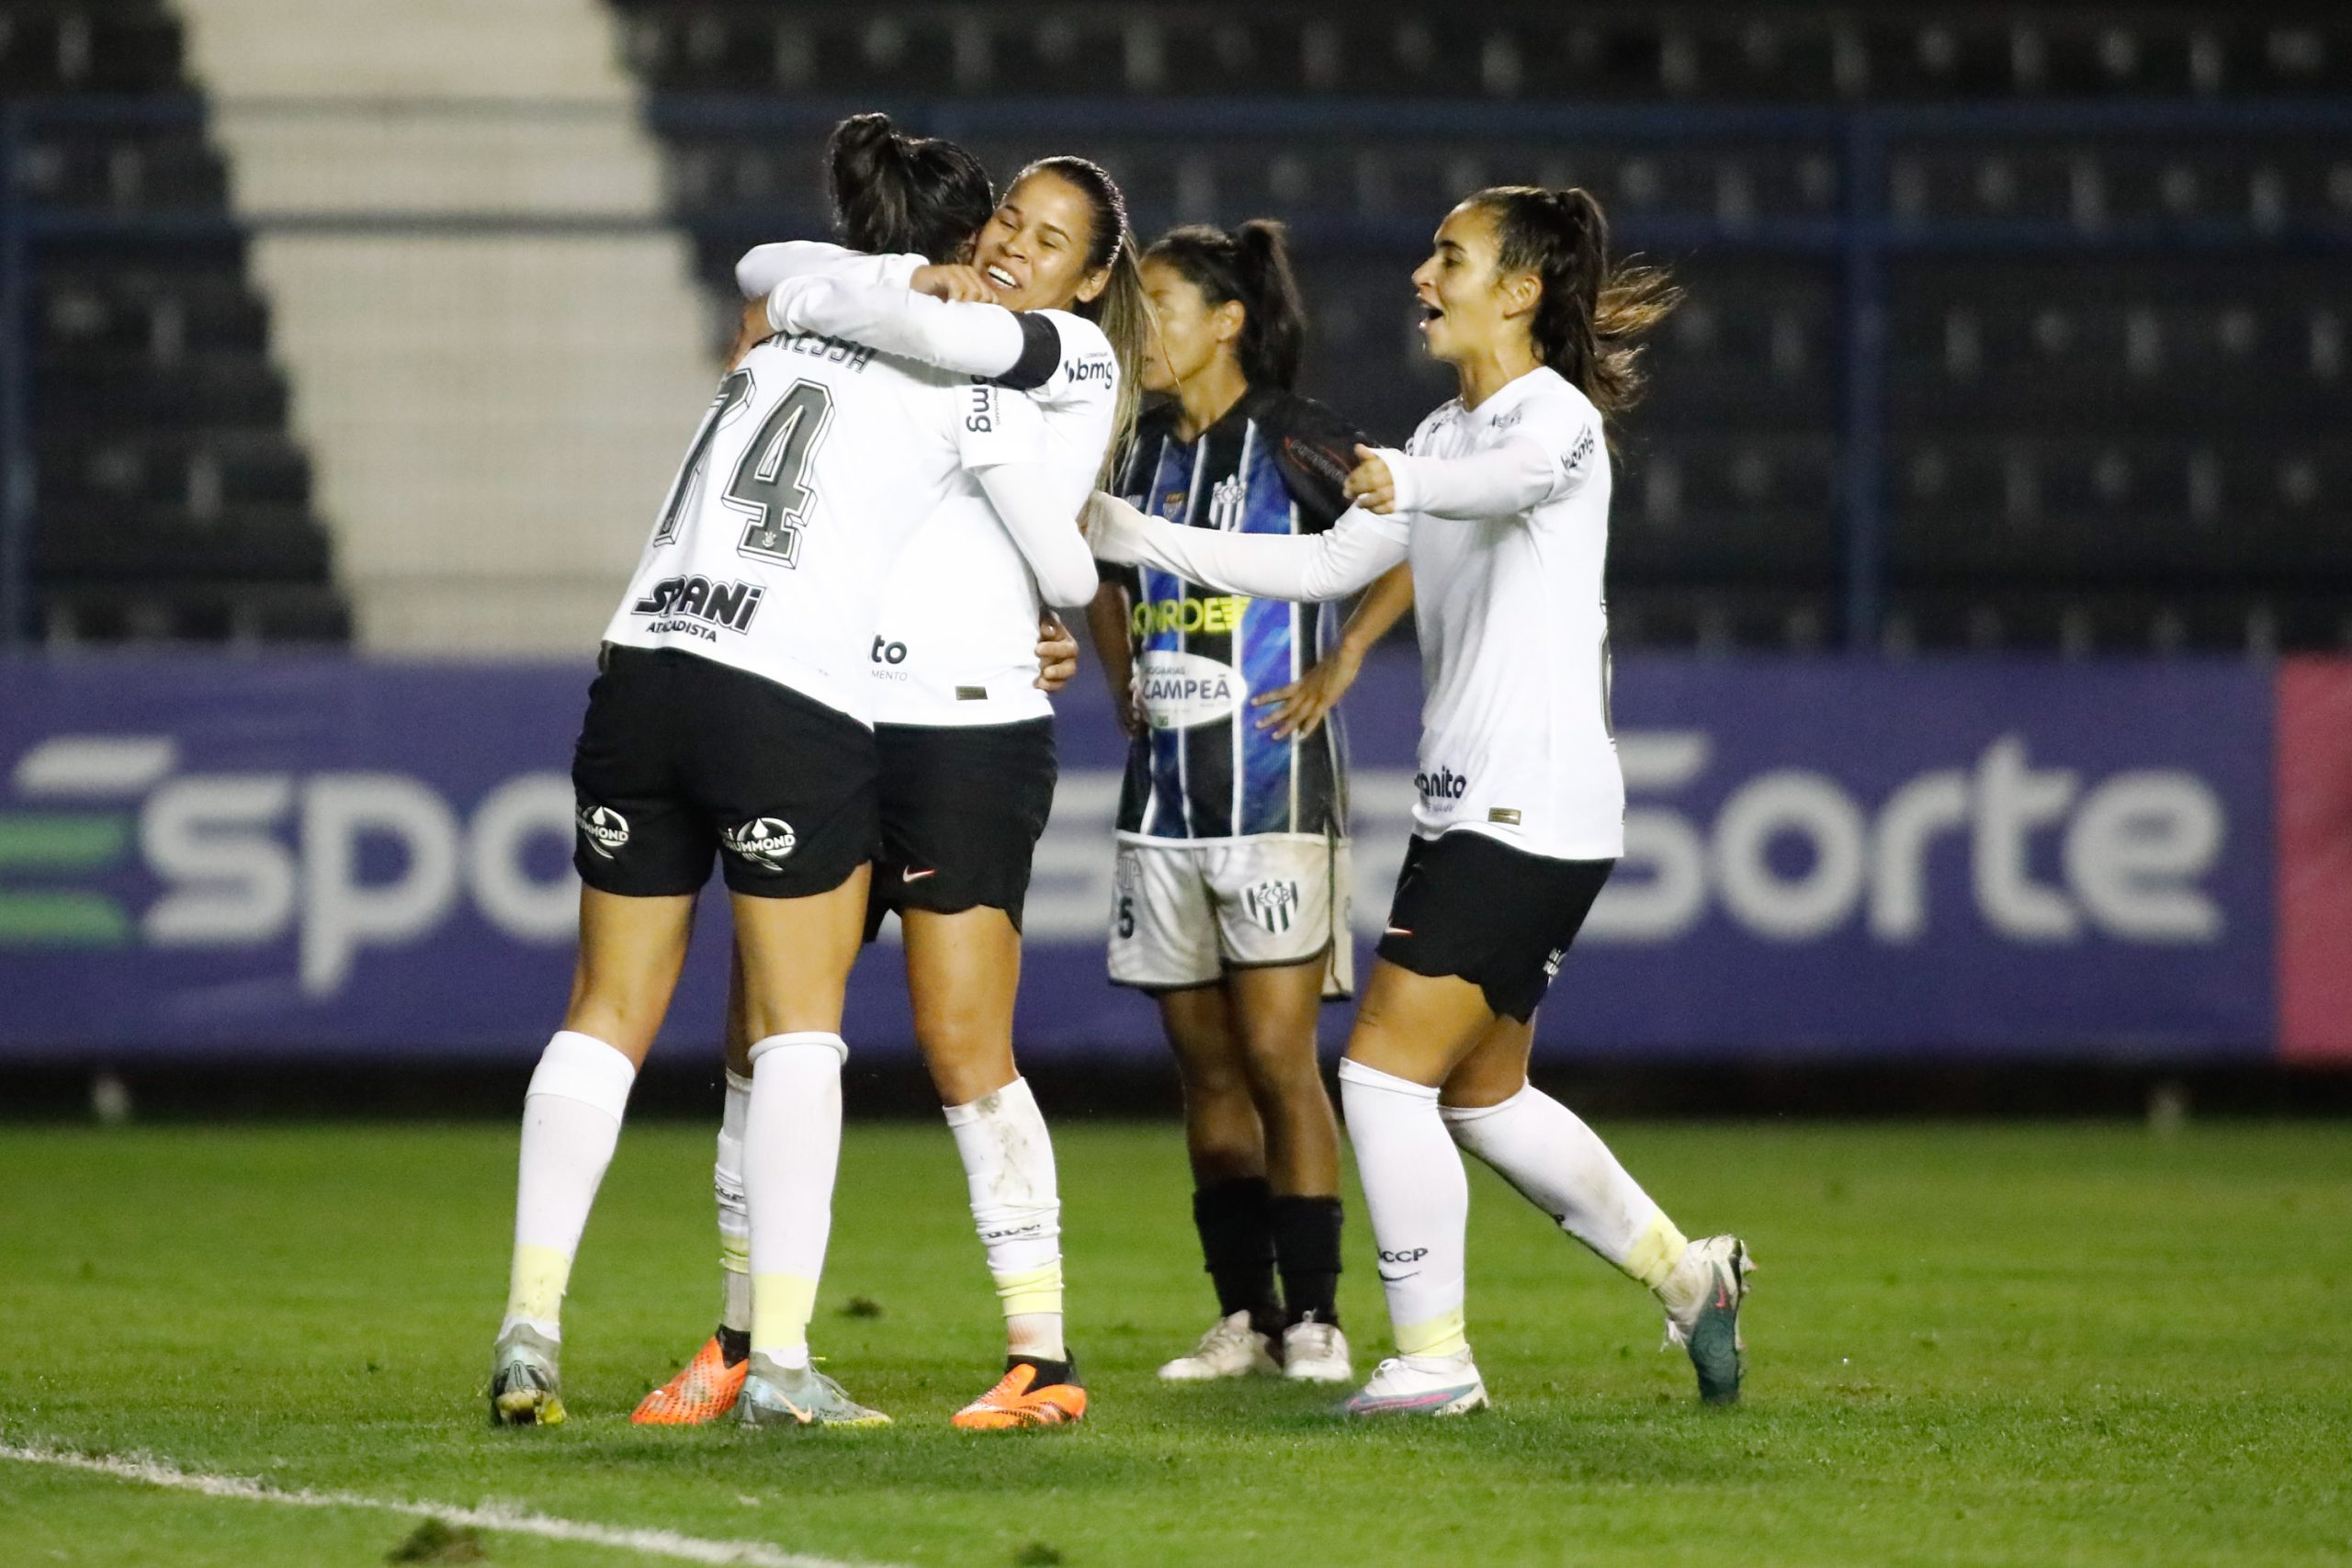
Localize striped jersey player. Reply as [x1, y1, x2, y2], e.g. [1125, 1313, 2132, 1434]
[1105, 386, 1364, 995]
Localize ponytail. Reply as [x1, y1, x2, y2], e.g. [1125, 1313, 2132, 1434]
[825, 112, 994, 265]
[1143, 217, 1308, 389]
[1013, 154, 1151, 480]
[1469, 185, 1679, 421]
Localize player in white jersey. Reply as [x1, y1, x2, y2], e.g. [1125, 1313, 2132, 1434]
[487, 123, 1102, 1430]
[1089, 186, 1753, 1416]
[629, 131, 1148, 1431]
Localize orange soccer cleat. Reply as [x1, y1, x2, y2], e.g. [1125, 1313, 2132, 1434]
[630, 1335, 749, 1426]
[950, 1357, 1088, 1431]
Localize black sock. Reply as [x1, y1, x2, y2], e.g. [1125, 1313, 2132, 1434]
[717, 1325, 751, 1367]
[1270, 1194, 1344, 1331]
[1193, 1177, 1282, 1338]
[1010, 1351, 1077, 1387]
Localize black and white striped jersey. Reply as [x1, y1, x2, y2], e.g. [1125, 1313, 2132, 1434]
[1109, 388, 1364, 842]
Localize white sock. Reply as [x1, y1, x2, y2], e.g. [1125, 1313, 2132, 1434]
[502, 1031, 637, 1340]
[744, 1032, 846, 1371]
[1441, 1085, 1689, 1291]
[1337, 1057, 1469, 1364]
[716, 1069, 752, 1337]
[943, 1076, 1064, 1360]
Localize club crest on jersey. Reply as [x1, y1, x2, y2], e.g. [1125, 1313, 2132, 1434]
[721, 817, 797, 871]
[1208, 473, 1247, 531]
[630, 575, 764, 641]
[1244, 879, 1302, 934]
[1137, 650, 1244, 730]
[576, 804, 629, 860]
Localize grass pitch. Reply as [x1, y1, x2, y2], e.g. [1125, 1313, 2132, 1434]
[1, 1117, 2346, 1567]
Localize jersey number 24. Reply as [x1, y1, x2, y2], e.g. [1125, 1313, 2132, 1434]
[651, 369, 834, 570]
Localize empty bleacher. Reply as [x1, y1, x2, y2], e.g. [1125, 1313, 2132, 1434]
[6, 0, 347, 643]
[610, 7, 2352, 104]
[605, 3, 2351, 651]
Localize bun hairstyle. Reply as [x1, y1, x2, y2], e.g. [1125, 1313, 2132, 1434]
[825, 112, 994, 264]
[1143, 219, 1308, 390]
[1010, 154, 1149, 476]
[1468, 186, 1680, 421]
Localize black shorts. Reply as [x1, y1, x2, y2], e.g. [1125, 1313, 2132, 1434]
[865, 717, 1057, 939]
[1374, 830, 1614, 1022]
[571, 645, 877, 900]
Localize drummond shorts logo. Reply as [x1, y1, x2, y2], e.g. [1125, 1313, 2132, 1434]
[722, 817, 797, 871]
[576, 804, 630, 860]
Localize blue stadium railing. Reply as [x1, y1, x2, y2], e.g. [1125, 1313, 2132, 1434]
[4, 95, 2349, 649]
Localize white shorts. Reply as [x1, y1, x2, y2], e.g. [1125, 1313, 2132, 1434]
[1108, 835, 1354, 998]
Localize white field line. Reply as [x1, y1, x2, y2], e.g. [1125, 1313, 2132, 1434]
[0, 1439, 895, 1568]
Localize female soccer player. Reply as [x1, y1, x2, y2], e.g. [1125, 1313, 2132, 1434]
[1089, 186, 1754, 1416]
[487, 118, 1104, 1430]
[629, 141, 1148, 1430]
[1083, 220, 1412, 1386]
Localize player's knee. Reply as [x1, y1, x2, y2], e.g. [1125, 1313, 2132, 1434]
[917, 1020, 1015, 1101]
[1173, 1043, 1252, 1102]
[1234, 1020, 1319, 1092]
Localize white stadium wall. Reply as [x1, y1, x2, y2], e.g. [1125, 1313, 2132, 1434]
[172, 0, 719, 654]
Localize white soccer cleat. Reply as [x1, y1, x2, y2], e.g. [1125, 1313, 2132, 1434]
[488, 1323, 565, 1427]
[737, 1355, 892, 1428]
[1661, 1234, 1755, 1406]
[1280, 1317, 1354, 1383]
[1157, 1310, 1281, 1381]
[1339, 1351, 1488, 1417]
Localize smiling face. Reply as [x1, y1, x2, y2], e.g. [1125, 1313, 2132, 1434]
[1138, 256, 1241, 394]
[972, 170, 1113, 313]
[1408, 201, 1537, 367]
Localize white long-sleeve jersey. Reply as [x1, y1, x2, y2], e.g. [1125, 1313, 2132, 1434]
[752, 244, 1118, 727]
[1090, 366, 1623, 861]
[602, 331, 1056, 725]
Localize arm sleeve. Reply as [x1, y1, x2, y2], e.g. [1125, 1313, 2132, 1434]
[974, 463, 1102, 609]
[734, 241, 922, 299]
[1381, 432, 1576, 520]
[1085, 491, 1409, 604]
[952, 384, 1101, 610]
[765, 276, 1031, 380]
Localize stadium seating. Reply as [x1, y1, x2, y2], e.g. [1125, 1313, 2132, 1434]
[609, 6, 2352, 104]
[606, 4, 2348, 650]
[11, 2, 2344, 652]
[6, 0, 348, 643]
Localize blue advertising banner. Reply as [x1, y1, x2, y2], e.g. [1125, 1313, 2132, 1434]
[0, 653, 2272, 1063]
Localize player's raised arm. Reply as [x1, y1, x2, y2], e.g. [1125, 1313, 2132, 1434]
[765, 274, 1063, 389]
[735, 239, 925, 298]
[1348, 421, 1593, 520]
[1086, 491, 1408, 604]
